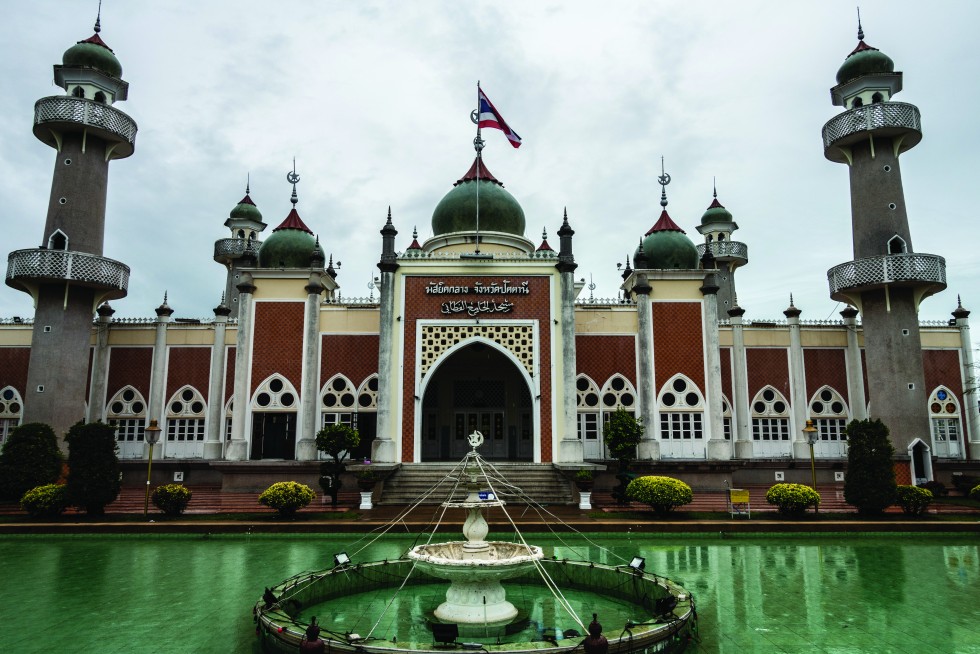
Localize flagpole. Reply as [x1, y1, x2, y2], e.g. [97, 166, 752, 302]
[474, 80, 483, 254]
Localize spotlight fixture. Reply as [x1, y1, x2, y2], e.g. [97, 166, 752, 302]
[628, 556, 645, 572]
[334, 551, 351, 567]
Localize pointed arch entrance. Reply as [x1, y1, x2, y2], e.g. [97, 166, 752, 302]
[419, 339, 534, 461]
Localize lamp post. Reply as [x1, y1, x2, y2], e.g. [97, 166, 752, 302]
[143, 419, 162, 519]
[803, 419, 818, 513]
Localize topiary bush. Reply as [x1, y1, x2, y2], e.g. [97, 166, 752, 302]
[919, 480, 947, 498]
[151, 484, 193, 516]
[626, 476, 693, 516]
[316, 423, 360, 506]
[0, 423, 63, 501]
[843, 419, 897, 515]
[65, 421, 121, 515]
[259, 481, 316, 518]
[969, 484, 980, 502]
[765, 483, 821, 516]
[895, 485, 933, 516]
[20, 484, 68, 518]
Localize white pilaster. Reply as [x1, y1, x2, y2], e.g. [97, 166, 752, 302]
[372, 269, 398, 462]
[729, 308, 752, 458]
[86, 304, 114, 423]
[557, 269, 583, 463]
[841, 307, 867, 420]
[634, 279, 659, 460]
[785, 302, 810, 458]
[204, 304, 230, 459]
[297, 276, 323, 461]
[227, 275, 255, 461]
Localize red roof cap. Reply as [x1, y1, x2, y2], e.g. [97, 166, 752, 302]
[645, 210, 685, 235]
[537, 239, 554, 252]
[238, 194, 256, 206]
[408, 237, 422, 250]
[273, 208, 313, 234]
[454, 157, 503, 187]
[706, 197, 725, 210]
[80, 33, 113, 52]
[848, 40, 877, 56]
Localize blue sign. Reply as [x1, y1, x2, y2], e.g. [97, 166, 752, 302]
[478, 491, 496, 501]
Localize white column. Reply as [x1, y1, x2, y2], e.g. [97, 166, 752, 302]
[86, 303, 114, 423]
[702, 278, 730, 461]
[557, 268, 583, 463]
[634, 278, 659, 460]
[146, 297, 173, 459]
[372, 269, 398, 462]
[226, 274, 255, 461]
[297, 274, 323, 461]
[841, 306, 867, 420]
[953, 303, 980, 453]
[785, 301, 810, 459]
[729, 306, 753, 458]
[204, 302, 230, 459]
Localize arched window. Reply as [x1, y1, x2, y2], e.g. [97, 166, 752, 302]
[321, 375, 357, 429]
[888, 235, 907, 255]
[658, 375, 705, 459]
[751, 386, 791, 456]
[872, 92, 883, 103]
[72, 86, 85, 98]
[575, 375, 602, 458]
[94, 91, 106, 104]
[721, 396, 732, 440]
[165, 386, 207, 458]
[852, 96, 864, 108]
[237, 229, 246, 238]
[253, 375, 298, 411]
[706, 234, 713, 243]
[0, 386, 23, 448]
[47, 230, 68, 251]
[717, 233, 726, 242]
[107, 386, 147, 459]
[809, 386, 849, 457]
[929, 387, 962, 458]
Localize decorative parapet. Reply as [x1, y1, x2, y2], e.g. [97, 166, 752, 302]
[822, 101, 921, 162]
[6, 248, 129, 300]
[696, 240, 748, 263]
[33, 96, 138, 157]
[574, 297, 635, 306]
[213, 237, 262, 261]
[827, 252, 946, 303]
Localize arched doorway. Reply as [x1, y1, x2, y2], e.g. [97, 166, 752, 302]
[420, 340, 533, 461]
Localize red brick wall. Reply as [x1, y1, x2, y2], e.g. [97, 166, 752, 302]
[0, 348, 30, 397]
[746, 348, 790, 400]
[107, 347, 152, 401]
[321, 334, 380, 389]
[166, 347, 212, 402]
[720, 348, 732, 400]
[922, 349, 963, 397]
[251, 302, 304, 392]
[402, 276, 552, 462]
[575, 335, 636, 386]
[894, 461, 912, 485]
[224, 347, 235, 403]
[652, 302, 704, 392]
[803, 349, 849, 403]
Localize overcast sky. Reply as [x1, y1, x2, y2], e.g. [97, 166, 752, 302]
[2, 1, 978, 328]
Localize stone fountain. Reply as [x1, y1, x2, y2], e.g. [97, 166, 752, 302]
[407, 431, 543, 625]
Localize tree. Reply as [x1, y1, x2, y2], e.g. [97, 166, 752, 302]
[65, 421, 121, 515]
[315, 423, 360, 506]
[603, 408, 644, 504]
[0, 423, 63, 501]
[843, 419, 897, 515]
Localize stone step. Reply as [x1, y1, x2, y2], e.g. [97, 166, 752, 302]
[379, 463, 576, 505]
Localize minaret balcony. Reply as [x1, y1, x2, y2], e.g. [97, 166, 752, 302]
[214, 238, 262, 264]
[6, 248, 129, 300]
[696, 240, 748, 266]
[827, 252, 945, 304]
[33, 96, 138, 158]
[822, 101, 921, 163]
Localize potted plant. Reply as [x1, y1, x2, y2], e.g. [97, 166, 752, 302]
[574, 469, 594, 491]
[356, 469, 377, 491]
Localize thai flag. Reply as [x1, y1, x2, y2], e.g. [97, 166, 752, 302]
[478, 88, 522, 148]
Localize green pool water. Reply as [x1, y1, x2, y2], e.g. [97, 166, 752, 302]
[0, 532, 978, 653]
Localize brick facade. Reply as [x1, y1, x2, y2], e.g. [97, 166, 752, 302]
[575, 335, 636, 387]
[0, 348, 30, 397]
[106, 347, 153, 401]
[803, 349, 849, 403]
[746, 347, 790, 401]
[321, 334, 380, 389]
[652, 302, 705, 392]
[251, 302, 304, 393]
[166, 347, 212, 402]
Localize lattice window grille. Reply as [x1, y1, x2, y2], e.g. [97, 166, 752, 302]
[322, 375, 357, 411]
[576, 375, 601, 410]
[600, 375, 637, 410]
[420, 324, 534, 377]
[252, 375, 298, 410]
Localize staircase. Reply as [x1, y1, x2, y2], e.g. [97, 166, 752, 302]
[379, 463, 576, 506]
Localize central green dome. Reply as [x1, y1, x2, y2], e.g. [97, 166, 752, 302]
[635, 211, 699, 270]
[836, 41, 894, 84]
[431, 158, 525, 236]
[63, 33, 122, 79]
[258, 209, 317, 268]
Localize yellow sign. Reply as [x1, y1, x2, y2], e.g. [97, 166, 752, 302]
[729, 489, 750, 503]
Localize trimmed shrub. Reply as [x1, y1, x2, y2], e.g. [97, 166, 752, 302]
[151, 484, 193, 516]
[259, 481, 315, 517]
[896, 485, 933, 516]
[0, 423, 63, 501]
[316, 424, 360, 506]
[765, 483, 821, 516]
[969, 485, 980, 502]
[626, 476, 693, 516]
[65, 421, 121, 515]
[20, 484, 68, 518]
[843, 419, 897, 515]
[919, 480, 948, 498]
[952, 475, 980, 495]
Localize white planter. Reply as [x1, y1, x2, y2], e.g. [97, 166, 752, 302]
[359, 491, 373, 510]
[579, 491, 592, 510]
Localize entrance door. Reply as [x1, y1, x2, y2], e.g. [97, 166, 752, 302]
[251, 413, 296, 459]
[579, 412, 602, 459]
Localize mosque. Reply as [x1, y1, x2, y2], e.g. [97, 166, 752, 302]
[1, 15, 976, 498]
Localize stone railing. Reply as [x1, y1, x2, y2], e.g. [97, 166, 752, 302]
[34, 96, 138, 147]
[822, 101, 921, 151]
[213, 238, 261, 260]
[827, 252, 946, 298]
[696, 240, 748, 261]
[6, 248, 129, 292]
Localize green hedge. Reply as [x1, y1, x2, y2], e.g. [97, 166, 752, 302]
[0, 423, 63, 501]
[895, 485, 932, 516]
[625, 476, 693, 515]
[151, 484, 193, 516]
[765, 483, 820, 516]
[20, 484, 68, 518]
[259, 481, 316, 517]
[969, 484, 980, 503]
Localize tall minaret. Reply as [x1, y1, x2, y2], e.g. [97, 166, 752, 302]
[5, 13, 136, 441]
[695, 183, 747, 314]
[823, 18, 946, 459]
[213, 181, 266, 310]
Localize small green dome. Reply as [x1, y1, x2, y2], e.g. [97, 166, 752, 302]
[230, 194, 263, 223]
[634, 211, 699, 270]
[258, 209, 317, 268]
[63, 34, 122, 79]
[836, 42, 894, 84]
[431, 158, 525, 236]
[700, 197, 733, 225]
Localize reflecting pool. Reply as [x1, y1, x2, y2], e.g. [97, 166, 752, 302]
[0, 533, 978, 653]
